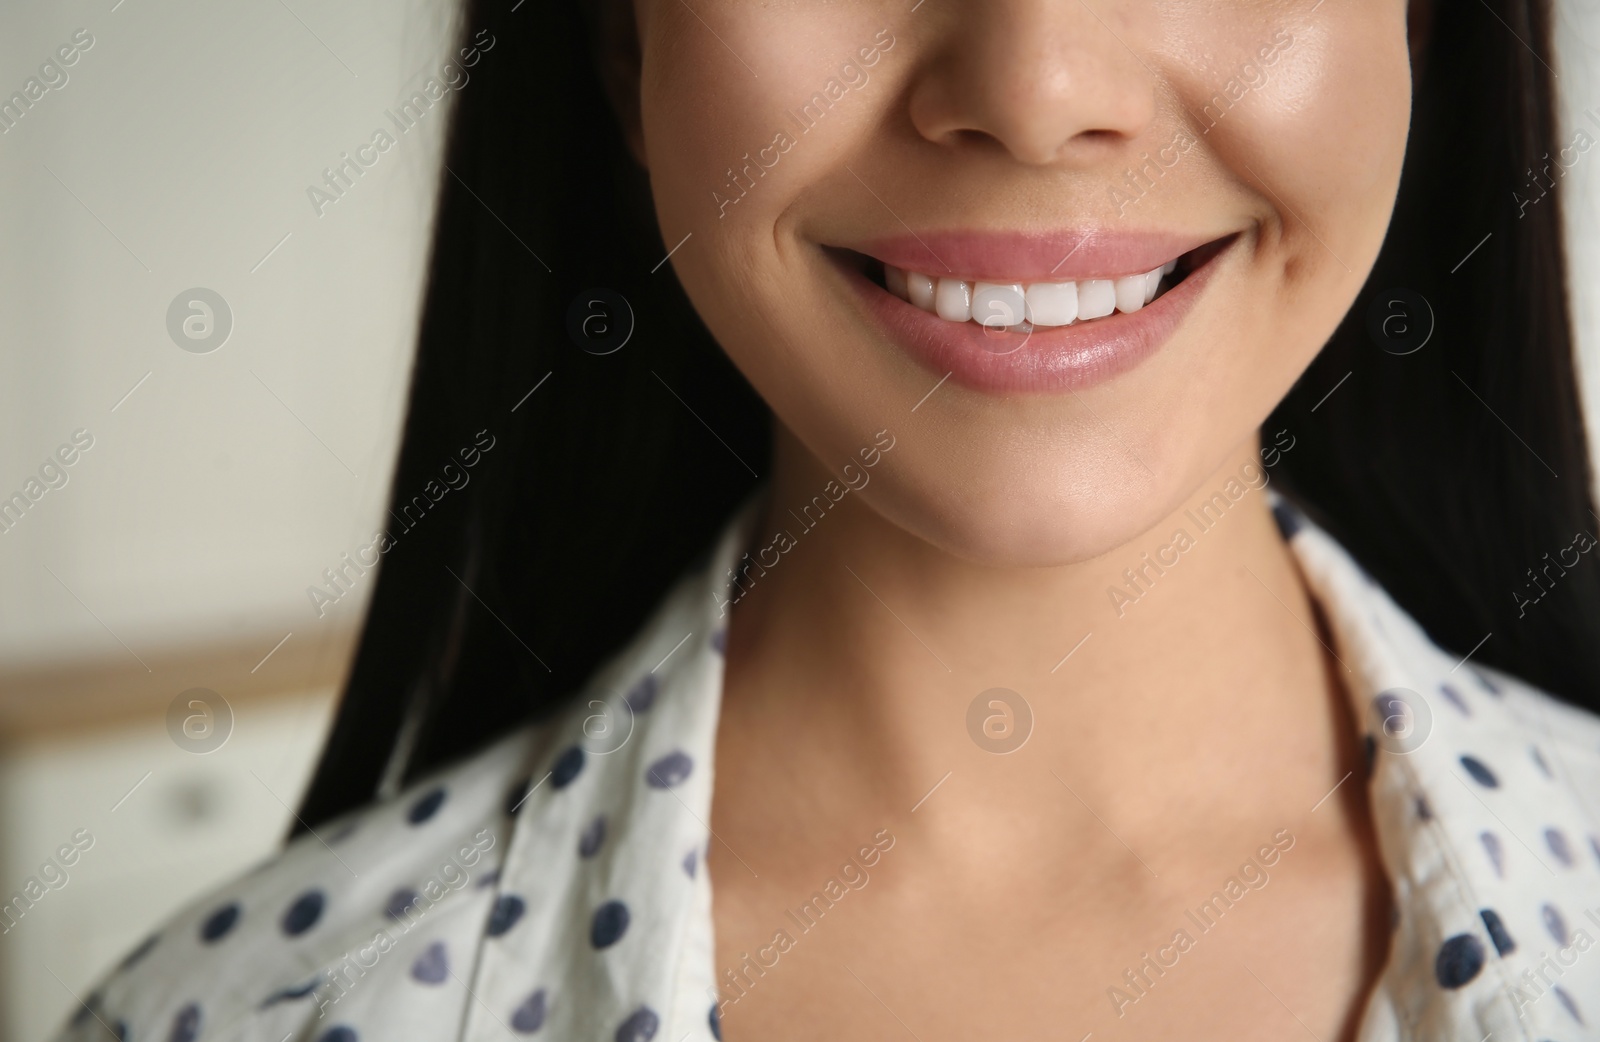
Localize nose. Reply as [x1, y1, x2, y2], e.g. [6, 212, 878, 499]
[906, 0, 1158, 166]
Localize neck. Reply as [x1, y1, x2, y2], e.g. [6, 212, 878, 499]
[718, 423, 1356, 868]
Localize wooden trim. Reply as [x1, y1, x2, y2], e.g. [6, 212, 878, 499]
[0, 621, 360, 743]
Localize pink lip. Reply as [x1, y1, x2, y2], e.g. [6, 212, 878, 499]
[837, 233, 1234, 396]
[854, 229, 1217, 283]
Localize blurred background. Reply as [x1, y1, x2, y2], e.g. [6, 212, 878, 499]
[4, 0, 1600, 1040]
[0, 0, 459, 1037]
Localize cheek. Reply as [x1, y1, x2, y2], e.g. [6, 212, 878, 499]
[638, 6, 890, 235]
[637, 5, 904, 412]
[1191, 13, 1411, 276]
[1238, 22, 1409, 216]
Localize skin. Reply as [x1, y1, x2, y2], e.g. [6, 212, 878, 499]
[599, 0, 1414, 1038]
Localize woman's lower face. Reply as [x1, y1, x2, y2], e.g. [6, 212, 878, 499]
[627, 0, 1411, 567]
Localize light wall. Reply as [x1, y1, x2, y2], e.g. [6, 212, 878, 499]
[0, 0, 456, 1037]
[0, 0, 457, 672]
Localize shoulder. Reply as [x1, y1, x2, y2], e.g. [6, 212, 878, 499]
[51, 724, 540, 1042]
[1278, 491, 1600, 832]
[1470, 660, 1600, 826]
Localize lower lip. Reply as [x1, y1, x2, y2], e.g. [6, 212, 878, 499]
[840, 243, 1229, 396]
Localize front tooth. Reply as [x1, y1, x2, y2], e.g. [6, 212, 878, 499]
[885, 265, 909, 301]
[1025, 281, 1077, 326]
[1114, 275, 1147, 313]
[1078, 279, 1116, 320]
[935, 277, 972, 322]
[908, 272, 936, 312]
[1162, 259, 1176, 275]
[1142, 267, 1162, 304]
[971, 282, 1026, 329]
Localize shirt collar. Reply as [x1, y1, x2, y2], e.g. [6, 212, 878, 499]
[1273, 492, 1600, 1040]
[461, 492, 758, 1042]
[473, 489, 1600, 1042]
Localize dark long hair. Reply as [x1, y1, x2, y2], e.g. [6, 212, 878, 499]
[296, 0, 1597, 829]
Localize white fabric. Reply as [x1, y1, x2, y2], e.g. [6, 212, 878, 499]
[51, 493, 1600, 1042]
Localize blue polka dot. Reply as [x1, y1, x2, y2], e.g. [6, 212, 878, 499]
[1480, 831, 1505, 878]
[488, 894, 526, 937]
[507, 777, 533, 815]
[112, 1021, 129, 1041]
[1479, 909, 1515, 955]
[120, 932, 159, 968]
[1543, 903, 1570, 945]
[579, 815, 607, 858]
[1437, 683, 1470, 716]
[1435, 933, 1485, 988]
[1269, 499, 1302, 539]
[710, 628, 727, 654]
[1546, 827, 1575, 866]
[708, 1003, 721, 1040]
[1472, 669, 1500, 695]
[683, 848, 698, 878]
[1459, 754, 1498, 788]
[384, 888, 420, 922]
[1530, 746, 1553, 777]
[260, 976, 321, 1008]
[551, 747, 585, 789]
[282, 890, 325, 936]
[1554, 985, 1584, 1025]
[1415, 796, 1433, 820]
[511, 989, 547, 1033]
[407, 786, 447, 825]
[169, 1002, 202, 1042]
[591, 899, 631, 948]
[615, 1006, 659, 1042]
[200, 903, 240, 943]
[624, 675, 659, 713]
[316, 1027, 358, 1042]
[646, 751, 693, 789]
[476, 868, 502, 889]
[411, 940, 450, 984]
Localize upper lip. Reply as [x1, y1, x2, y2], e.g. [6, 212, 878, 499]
[846, 229, 1224, 283]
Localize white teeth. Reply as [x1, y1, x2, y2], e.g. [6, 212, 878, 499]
[1113, 275, 1147, 314]
[1077, 279, 1116, 320]
[1143, 268, 1162, 304]
[935, 277, 972, 322]
[881, 257, 1180, 328]
[1025, 281, 1077, 327]
[971, 282, 1026, 328]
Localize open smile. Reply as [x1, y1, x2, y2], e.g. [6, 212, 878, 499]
[827, 230, 1238, 395]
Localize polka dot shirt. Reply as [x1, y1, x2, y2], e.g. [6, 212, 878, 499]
[52, 494, 1600, 1041]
